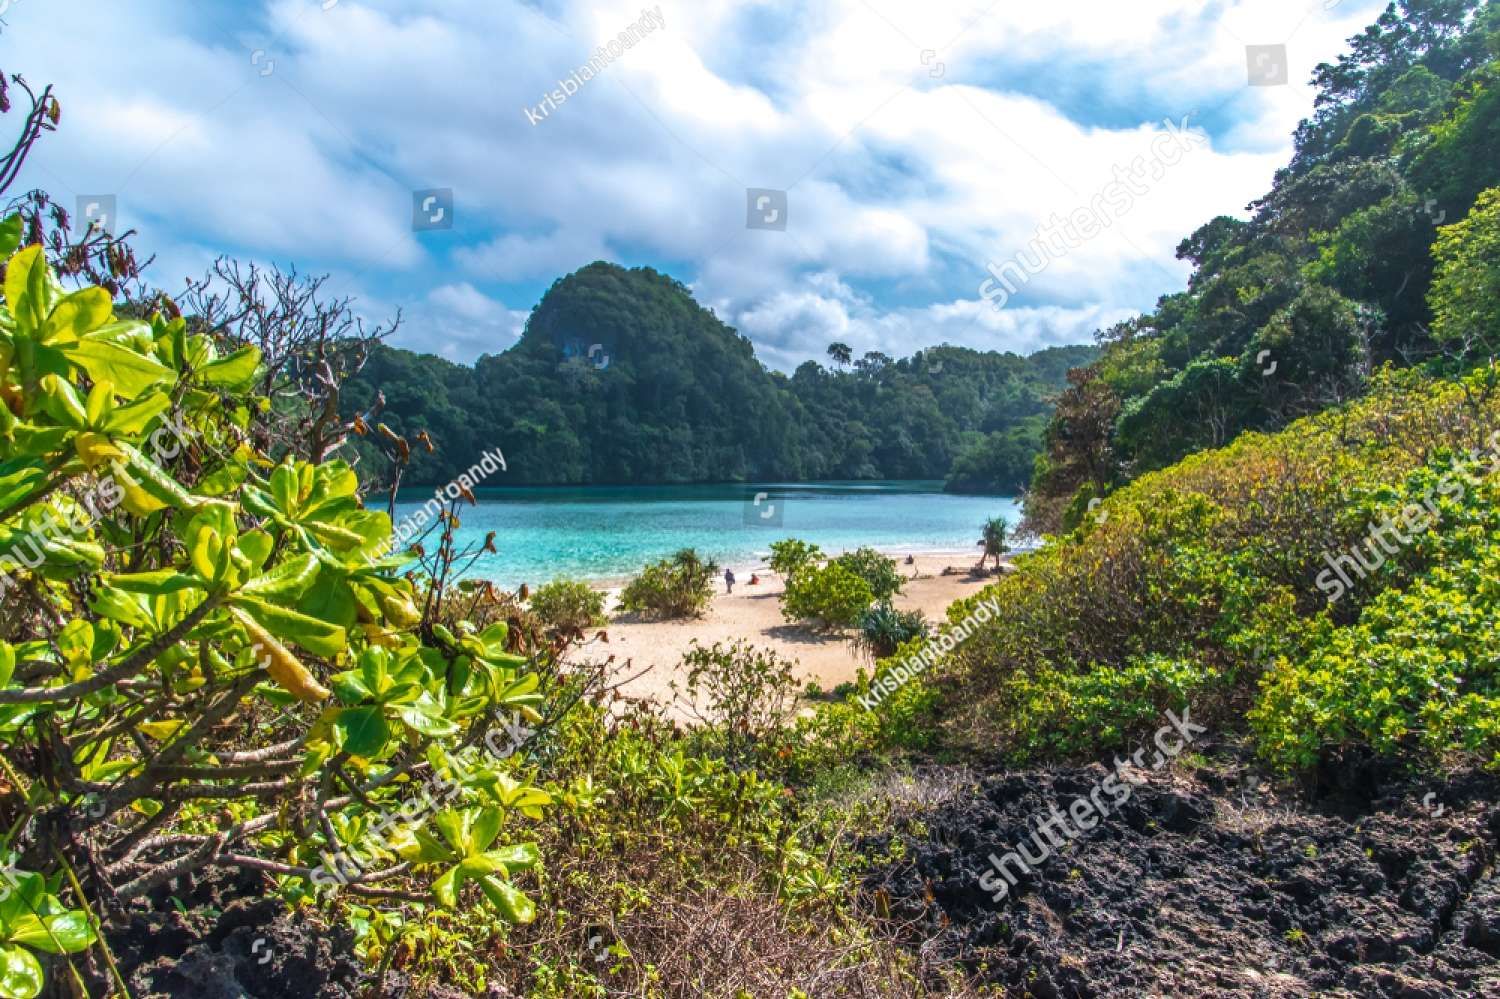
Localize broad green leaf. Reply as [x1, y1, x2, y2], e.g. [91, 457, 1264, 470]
[0, 215, 21, 258]
[333, 706, 389, 758]
[63, 338, 172, 399]
[241, 554, 320, 602]
[110, 441, 199, 512]
[8, 911, 95, 954]
[102, 393, 172, 436]
[0, 943, 43, 999]
[396, 703, 460, 738]
[4, 246, 49, 335]
[230, 596, 346, 658]
[189, 525, 222, 582]
[105, 570, 204, 596]
[478, 876, 535, 924]
[196, 346, 262, 389]
[270, 464, 300, 515]
[38, 375, 87, 428]
[41, 287, 112, 346]
[483, 842, 540, 872]
[0, 645, 13, 689]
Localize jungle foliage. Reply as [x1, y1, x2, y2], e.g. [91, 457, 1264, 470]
[1026, 0, 1500, 531]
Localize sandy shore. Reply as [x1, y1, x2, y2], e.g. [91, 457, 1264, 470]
[565, 550, 1000, 707]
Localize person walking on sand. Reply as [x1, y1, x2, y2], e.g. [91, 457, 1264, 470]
[724, 568, 736, 594]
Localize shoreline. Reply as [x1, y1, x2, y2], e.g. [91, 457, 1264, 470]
[566, 548, 1009, 708]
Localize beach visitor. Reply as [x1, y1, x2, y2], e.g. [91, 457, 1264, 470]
[724, 568, 736, 593]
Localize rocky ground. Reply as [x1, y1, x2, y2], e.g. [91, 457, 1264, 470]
[860, 746, 1500, 998]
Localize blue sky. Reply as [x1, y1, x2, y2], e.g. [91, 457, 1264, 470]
[6, 0, 1388, 370]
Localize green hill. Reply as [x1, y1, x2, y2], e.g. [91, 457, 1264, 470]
[343, 262, 1094, 489]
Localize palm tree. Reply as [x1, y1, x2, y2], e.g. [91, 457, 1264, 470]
[979, 515, 1010, 571]
[826, 342, 853, 370]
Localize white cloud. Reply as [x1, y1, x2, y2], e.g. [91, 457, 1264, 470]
[7, 0, 1390, 367]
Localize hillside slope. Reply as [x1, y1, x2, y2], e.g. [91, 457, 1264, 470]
[344, 262, 1094, 487]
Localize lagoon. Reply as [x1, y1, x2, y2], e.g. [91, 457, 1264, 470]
[388, 481, 1020, 588]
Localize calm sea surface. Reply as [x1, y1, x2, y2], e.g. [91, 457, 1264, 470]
[388, 481, 1020, 587]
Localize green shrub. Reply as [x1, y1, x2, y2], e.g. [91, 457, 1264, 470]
[768, 538, 822, 578]
[1251, 453, 1500, 769]
[940, 367, 1500, 769]
[782, 562, 874, 628]
[618, 548, 718, 619]
[856, 602, 929, 659]
[673, 640, 799, 769]
[0, 230, 551, 997]
[528, 579, 606, 633]
[831, 546, 904, 601]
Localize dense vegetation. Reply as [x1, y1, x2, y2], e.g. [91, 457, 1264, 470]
[1026, 0, 1500, 530]
[343, 265, 1093, 492]
[939, 366, 1500, 771]
[3, 1, 1500, 995]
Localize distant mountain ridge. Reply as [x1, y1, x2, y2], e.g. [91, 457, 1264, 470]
[345, 261, 1096, 489]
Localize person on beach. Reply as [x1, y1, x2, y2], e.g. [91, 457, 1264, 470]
[724, 568, 735, 594]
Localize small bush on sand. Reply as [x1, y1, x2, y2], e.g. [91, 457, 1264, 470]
[529, 579, 607, 634]
[619, 548, 719, 619]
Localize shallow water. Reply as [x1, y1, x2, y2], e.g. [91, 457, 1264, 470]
[386, 480, 1020, 587]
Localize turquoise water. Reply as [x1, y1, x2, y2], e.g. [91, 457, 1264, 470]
[388, 481, 1020, 587]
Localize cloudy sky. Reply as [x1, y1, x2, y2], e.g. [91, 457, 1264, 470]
[7, 0, 1387, 370]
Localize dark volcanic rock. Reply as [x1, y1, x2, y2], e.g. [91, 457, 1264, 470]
[860, 754, 1500, 998]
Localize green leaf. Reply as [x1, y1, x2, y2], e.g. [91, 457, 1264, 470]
[104, 570, 204, 596]
[333, 706, 389, 759]
[0, 215, 21, 258]
[196, 346, 262, 389]
[111, 441, 199, 510]
[41, 287, 113, 346]
[63, 338, 172, 399]
[228, 596, 347, 658]
[8, 911, 94, 954]
[395, 703, 460, 739]
[102, 393, 172, 436]
[0, 645, 13, 689]
[478, 876, 535, 924]
[38, 375, 87, 429]
[0, 943, 43, 999]
[483, 842, 540, 872]
[241, 553, 320, 602]
[4, 246, 50, 335]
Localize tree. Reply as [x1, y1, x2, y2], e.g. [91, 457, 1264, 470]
[980, 516, 1010, 570]
[826, 341, 853, 369]
[1430, 185, 1500, 358]
[179, 257, 399, 468]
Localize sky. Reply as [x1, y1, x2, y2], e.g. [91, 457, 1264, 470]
[4, 0, 1390, 371]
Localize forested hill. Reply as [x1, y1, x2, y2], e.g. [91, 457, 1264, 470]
[344, 261, 1095, 488]
[1027, 0, 1500, 531]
